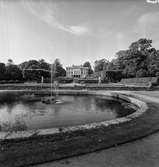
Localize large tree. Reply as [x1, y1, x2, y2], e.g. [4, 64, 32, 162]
[39, 59, 50, 71]
[52, 59, 66, 78]
[83, 61, 93, 75]
[19, 59, 50, 81]
[5, 64, 23, 80]
[115, 38, 156, 78]
[0, 63, 6, 80]
[19, 60, 39, 70]
[147, 49, 159, 76]
[94, 59, 109, 72]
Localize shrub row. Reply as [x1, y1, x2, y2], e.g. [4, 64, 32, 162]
[0, 80, 24, 84]
[75, 78, 99, 84]
[38, 77, 73, 83]
[120, 77, 159, 86]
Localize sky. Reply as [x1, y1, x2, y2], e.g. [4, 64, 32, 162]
[0, 0, 159, 68]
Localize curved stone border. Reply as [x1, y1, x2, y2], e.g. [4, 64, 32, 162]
[0, 90, 152, 167]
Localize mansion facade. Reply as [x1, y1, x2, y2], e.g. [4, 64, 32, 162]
[66, 65, 89, 78]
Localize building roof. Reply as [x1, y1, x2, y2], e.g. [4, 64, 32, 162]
[66, 65, 89, 69]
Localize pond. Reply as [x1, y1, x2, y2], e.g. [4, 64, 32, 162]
[0, 92, 135, 131]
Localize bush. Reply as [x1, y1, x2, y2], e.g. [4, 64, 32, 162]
[76, 79, 98, 84]
[0, 80, 24, 84]
[56, 77, 73, 83]
[120, 77, 159, 86]
[102, 70, 122, 83]
[136, 69, 148, 78]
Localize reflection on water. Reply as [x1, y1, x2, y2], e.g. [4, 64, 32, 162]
[0, 93, 135, 132]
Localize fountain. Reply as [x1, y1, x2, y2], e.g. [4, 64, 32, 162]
[41, 63, 60, 104]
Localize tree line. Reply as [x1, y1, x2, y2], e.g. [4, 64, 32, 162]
[94, 38, 159, 78]
[0, 58, 93, 82]
[0, 38, 158, 83]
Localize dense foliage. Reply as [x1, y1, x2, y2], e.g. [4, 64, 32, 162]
[94, 59, 109, 72]
[0, 59, 66, 82]
[83, 61, 93, 75]
[94, 38, 159, 80]
[0, 60, 23, 81]
[102, 70, 122, 83]
[0, 63, 6, 80]
[52, 59, 66, 78]
[19, 59, 66, 81]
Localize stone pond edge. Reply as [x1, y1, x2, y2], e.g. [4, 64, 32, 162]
[0, 90, 147, 141]
[0, 90, 152, 167]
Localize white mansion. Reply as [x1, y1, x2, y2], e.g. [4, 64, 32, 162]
[66, 65, 89, 78]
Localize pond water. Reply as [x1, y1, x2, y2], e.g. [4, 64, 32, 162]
[0, 92, 135, 132]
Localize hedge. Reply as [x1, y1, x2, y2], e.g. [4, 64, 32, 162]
[0, 80, 24, 84]
[120, 77, 159, 86]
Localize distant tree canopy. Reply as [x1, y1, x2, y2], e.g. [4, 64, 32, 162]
[19, 59, 51, 81]
[19, 59, 66, 81]
[94, 38, 159, 80]
[0, 59, 67, 82]
[5, 65, 23, 80]
[0, 38, 159, 83]
[52, 59, 66, 78]
[114, 38, 159, 78]
[102, 70, 122, 83]
[0, 63, 6, 80]
[83, 61, 93, 75]
[0, 62, 23, 81]
[94, 59, 109, 72]
[20, 59, 50, 71]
